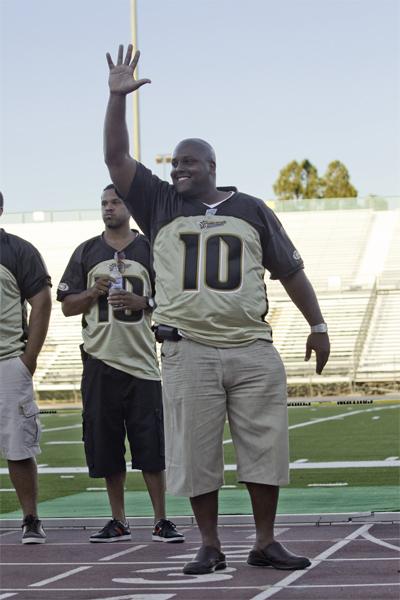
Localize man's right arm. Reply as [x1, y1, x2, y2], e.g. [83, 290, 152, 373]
[61, 277, 111, 317]
[104, 45, 151, 198]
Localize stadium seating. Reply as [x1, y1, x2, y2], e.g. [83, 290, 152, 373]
[3, 202, 399, 397]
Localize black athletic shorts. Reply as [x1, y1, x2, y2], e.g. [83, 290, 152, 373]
[80, 350, 165, 478]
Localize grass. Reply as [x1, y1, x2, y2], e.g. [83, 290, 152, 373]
[1, 401, 399, 514]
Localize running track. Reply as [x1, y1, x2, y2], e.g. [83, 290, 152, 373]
[0, 514, 399, 600]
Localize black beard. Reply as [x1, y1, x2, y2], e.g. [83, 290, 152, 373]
[105, 221, 123, 229]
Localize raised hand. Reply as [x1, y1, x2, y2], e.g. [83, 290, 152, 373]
[106, 44, 151, 95]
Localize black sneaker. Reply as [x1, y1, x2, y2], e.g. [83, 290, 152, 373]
[21, 515, 46, 544]
[152, 519, 185, 543]
[90, 519, 131, 543]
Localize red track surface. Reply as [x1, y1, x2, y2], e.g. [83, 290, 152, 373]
[1, 521, 399, 600]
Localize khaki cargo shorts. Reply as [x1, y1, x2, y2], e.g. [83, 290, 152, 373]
[161, 338, 289, 497]
[0, 356, 42, 460]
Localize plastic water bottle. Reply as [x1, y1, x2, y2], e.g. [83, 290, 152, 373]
[109, 264, 123, 293]
[109, 253, 124, 310]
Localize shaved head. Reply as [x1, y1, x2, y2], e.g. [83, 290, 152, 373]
[170, 138, 218, 199]
[173, 138, 216, 163]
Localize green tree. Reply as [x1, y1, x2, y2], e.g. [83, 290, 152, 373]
[273, 159, 322, 200]
[321, 160, 357, 198]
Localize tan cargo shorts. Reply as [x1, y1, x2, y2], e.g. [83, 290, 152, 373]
[161, 338, 289, 497]
[0, 356, 42, 460]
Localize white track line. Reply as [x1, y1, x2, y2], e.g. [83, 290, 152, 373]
[29, 565, 91, 587]
[325, 557, 399, 561]
[0, 594, 18, 599]
[99, 544, 148, 561]
[1, 556, 399, 566]
[248, 522, 372, 600]
[91, 595, 175, 600]
[288, 583, 400, 588]
[361, 530, 400, 551]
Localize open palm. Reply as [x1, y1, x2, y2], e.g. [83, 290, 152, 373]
[106, 44, 151, 95]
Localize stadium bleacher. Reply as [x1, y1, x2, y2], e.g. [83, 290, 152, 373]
[3, 200, 399, 397]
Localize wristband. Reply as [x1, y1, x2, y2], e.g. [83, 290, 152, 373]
[310, 323, 328, 334]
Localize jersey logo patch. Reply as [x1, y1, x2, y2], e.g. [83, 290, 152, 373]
[199, 220, 226, 231]
[293, 250, 301, 260]
[109, 261, 131, 274]
[58, 282, 69, 291]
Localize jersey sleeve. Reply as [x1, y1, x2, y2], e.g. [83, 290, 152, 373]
[18, 241, 52, 300]
[257, 203, 304, 279]
[57, 244, 87, 301]
[123, 163, 173, 238]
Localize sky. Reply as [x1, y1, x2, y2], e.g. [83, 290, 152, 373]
[0, 0, 399, 213]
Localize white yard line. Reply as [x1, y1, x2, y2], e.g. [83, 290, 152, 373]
[221, 405, 400, 447]
[46, 441, 83, 445]
[289, 459, 400, 468]
[99, 544, 148, 561]
[1, 457, 398, 476]
[41, 424, 81, 433]
[289, 405, 399, 431]
[225, 459, 400, 470]
[0, 593, 18, 599]
[248, 522, 372, 600]
[29, 566, 91, 587]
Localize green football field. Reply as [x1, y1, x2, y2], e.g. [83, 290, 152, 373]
[1, 400, 399, 516]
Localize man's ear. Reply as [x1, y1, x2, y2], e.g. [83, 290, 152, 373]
[209, 160, 216, 174]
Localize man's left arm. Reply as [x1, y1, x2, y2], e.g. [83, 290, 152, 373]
[21, 287, 52, 375]
[279, 269, 330, 374]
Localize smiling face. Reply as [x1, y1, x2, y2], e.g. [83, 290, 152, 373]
[171, 139, 217, 199]
[101, 187, 131, 229]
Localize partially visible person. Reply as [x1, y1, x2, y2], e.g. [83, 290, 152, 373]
[0, 191, 52, 544]
[57, 184, 184, 544]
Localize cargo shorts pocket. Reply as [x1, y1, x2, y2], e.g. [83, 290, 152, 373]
[160, 340, 181, 360]
[21, 402, 41, 447]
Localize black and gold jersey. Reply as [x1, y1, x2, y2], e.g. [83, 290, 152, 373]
[123, 164, 304, 347]
[57, 232, 160, 380]
[0, 228, 51, 360]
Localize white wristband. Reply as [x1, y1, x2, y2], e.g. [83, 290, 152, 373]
[310, 323, 328, 334]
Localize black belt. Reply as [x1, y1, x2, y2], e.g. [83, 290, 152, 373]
[152, 325, 182, 343]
